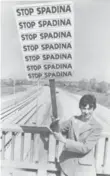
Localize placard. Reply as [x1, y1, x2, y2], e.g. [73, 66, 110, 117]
[14, 1, 74, 80]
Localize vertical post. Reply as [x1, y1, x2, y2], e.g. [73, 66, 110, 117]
[20, 132, 24, 161]
[102, 137, 109, 167]
[94, 143, 99, 169]
[48, 133, 56, 162]
[1, 131, 5, 160]
[49, 79, 57, 119]
[33, 134, 39, 162]
[30, 133, 34, 162]
[13, 79, 16, 105]
[49, 79, 59, 163]
[11, 132, 15, 160]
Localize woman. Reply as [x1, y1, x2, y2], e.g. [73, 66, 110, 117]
[50, 94, 102, 176]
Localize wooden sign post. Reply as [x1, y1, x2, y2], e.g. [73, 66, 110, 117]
[49, 79, 57, 119]
[49, 79, 59, 132]
[49, 78, 59, 163]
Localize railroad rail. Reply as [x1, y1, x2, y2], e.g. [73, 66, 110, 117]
[0, 87, 42, 123]
[0, 87, 45, 154]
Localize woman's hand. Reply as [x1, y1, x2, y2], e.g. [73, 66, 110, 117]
[53, 132, 66, 144]
[50, 117, 60, 132]
[51, 116, 60, 123]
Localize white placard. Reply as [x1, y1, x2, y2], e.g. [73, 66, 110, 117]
[14, 1, 74, 81]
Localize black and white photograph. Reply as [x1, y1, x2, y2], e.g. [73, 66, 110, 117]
[0, 0, 110, 176]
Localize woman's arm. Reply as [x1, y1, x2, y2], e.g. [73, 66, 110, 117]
[64, 126, 102, 155]
[50, 117, 72, 133]
[54, 125, 102, 155]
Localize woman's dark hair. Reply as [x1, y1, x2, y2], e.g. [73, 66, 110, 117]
[79, 94, 96, 110]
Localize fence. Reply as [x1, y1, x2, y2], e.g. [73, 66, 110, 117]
[0, 124, 110, 176]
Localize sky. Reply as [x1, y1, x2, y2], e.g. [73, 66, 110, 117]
[1, 0, 110, 82]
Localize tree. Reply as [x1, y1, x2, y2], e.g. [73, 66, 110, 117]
[97, 81, 108, 93]
[78, 79, 89, 90]
[89, 78, 97, 90]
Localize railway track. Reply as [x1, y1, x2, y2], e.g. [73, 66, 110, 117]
[0, 87, 42, 123]
[0, 87, 45, 154]
[1, 86, 56, 162]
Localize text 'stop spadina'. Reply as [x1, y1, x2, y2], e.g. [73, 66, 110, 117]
[16, 5, 72, 16]
[14, 1, 74, 81]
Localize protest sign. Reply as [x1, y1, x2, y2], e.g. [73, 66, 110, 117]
[14, 1, 74, 81]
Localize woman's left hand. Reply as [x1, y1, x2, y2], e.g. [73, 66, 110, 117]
[53, 132, 66, 144]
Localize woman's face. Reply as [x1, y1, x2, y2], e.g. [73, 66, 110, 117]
[80, 104, 94, 120]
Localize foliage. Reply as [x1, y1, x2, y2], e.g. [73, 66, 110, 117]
[78, 79, 89, 90]
[77, 79, 109, 93]
[0, 78, 35, 86]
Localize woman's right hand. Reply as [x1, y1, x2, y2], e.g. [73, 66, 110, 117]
[50, 116, 60, 132]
